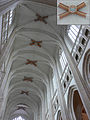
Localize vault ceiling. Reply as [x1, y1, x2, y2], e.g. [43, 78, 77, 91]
[27, 0, 56, 6]
[3, 1, 67, 120]
[0, 0, 56, 7]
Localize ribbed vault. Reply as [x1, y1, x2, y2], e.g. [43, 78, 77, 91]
[3, 1, 66, 120]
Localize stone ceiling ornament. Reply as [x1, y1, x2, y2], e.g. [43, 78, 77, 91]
[25, 59, 37, 66]
[34, 13, 48, 24]
[21, 91, 29, 96]
[58, 2, 87, 19]
[17, 106, 26, 111]
[23, 76, 33, 82]
[30, 39, 42, 47]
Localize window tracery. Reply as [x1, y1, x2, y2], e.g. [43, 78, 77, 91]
[68, 25, 80, 43]
[59, 51, 67, 71]
[9, 10, 13, 25]
[59, 26, 89, 94]
[72, 26, 90, 64]
[0, 9, 13, 49]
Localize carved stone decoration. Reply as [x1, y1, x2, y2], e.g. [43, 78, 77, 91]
[30, 39, 42, 47]
[20, 91, 29, 96]
[23, 76, 33, 82]
[17, 106, 26, 111]
[25, 59, 37, 66]
[58, 2, 87, 19]
[34, 13, 48, 24]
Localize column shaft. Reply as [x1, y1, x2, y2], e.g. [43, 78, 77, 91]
[55, 67, 72, 120]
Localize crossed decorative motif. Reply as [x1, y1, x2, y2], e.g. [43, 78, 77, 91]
[58, 2, 87, 19]
[34, 13, 48, 24]
[23, 76, 33, 82]
[25, 59, 37, 66]
[30, 39, 42, 47]
[17, 106, 26, 111]
[21, 91, 29, 96]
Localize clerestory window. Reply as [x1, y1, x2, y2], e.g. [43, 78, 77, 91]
[68, 25, 80, 43]
[1, 10, 13, 49]
[9, 10, 13, 25]
[59, 51, 67, 71]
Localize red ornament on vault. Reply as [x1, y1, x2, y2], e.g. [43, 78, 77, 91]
[58, 2, 87, 19]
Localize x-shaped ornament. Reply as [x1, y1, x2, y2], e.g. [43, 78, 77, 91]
[23, 76, 33, 82]
[17, 106, 26, 111]
[25, 59, 37, 66]
[58, 2, 87, 19]
[30, 39, 42, 47]
[34, 13, 48, 24]
[21, 91, 29, 96]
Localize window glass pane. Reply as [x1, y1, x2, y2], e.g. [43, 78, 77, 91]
[62, 51, 67, 67]
[70, 26, 78, 36]
[10, 11, 13, 17]
[59, 51, 67, 71]
[68, 25, 81, 43]
[9, 10, 13, 25]
[72, 25, 79, 32]
[60, 57, 64, 70]
[9, 17, 12, 24]
[68, 32, 75, 43]
[69, 29, 76, 39]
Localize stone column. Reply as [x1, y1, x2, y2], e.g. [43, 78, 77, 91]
[0, 98, 3, 120]
[42, 98, 46, 120]
[49, 81, 54, 120]
[54, 66, 72, 120]
[0, 89, 4, 120]
[59, 37, 90, 118]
